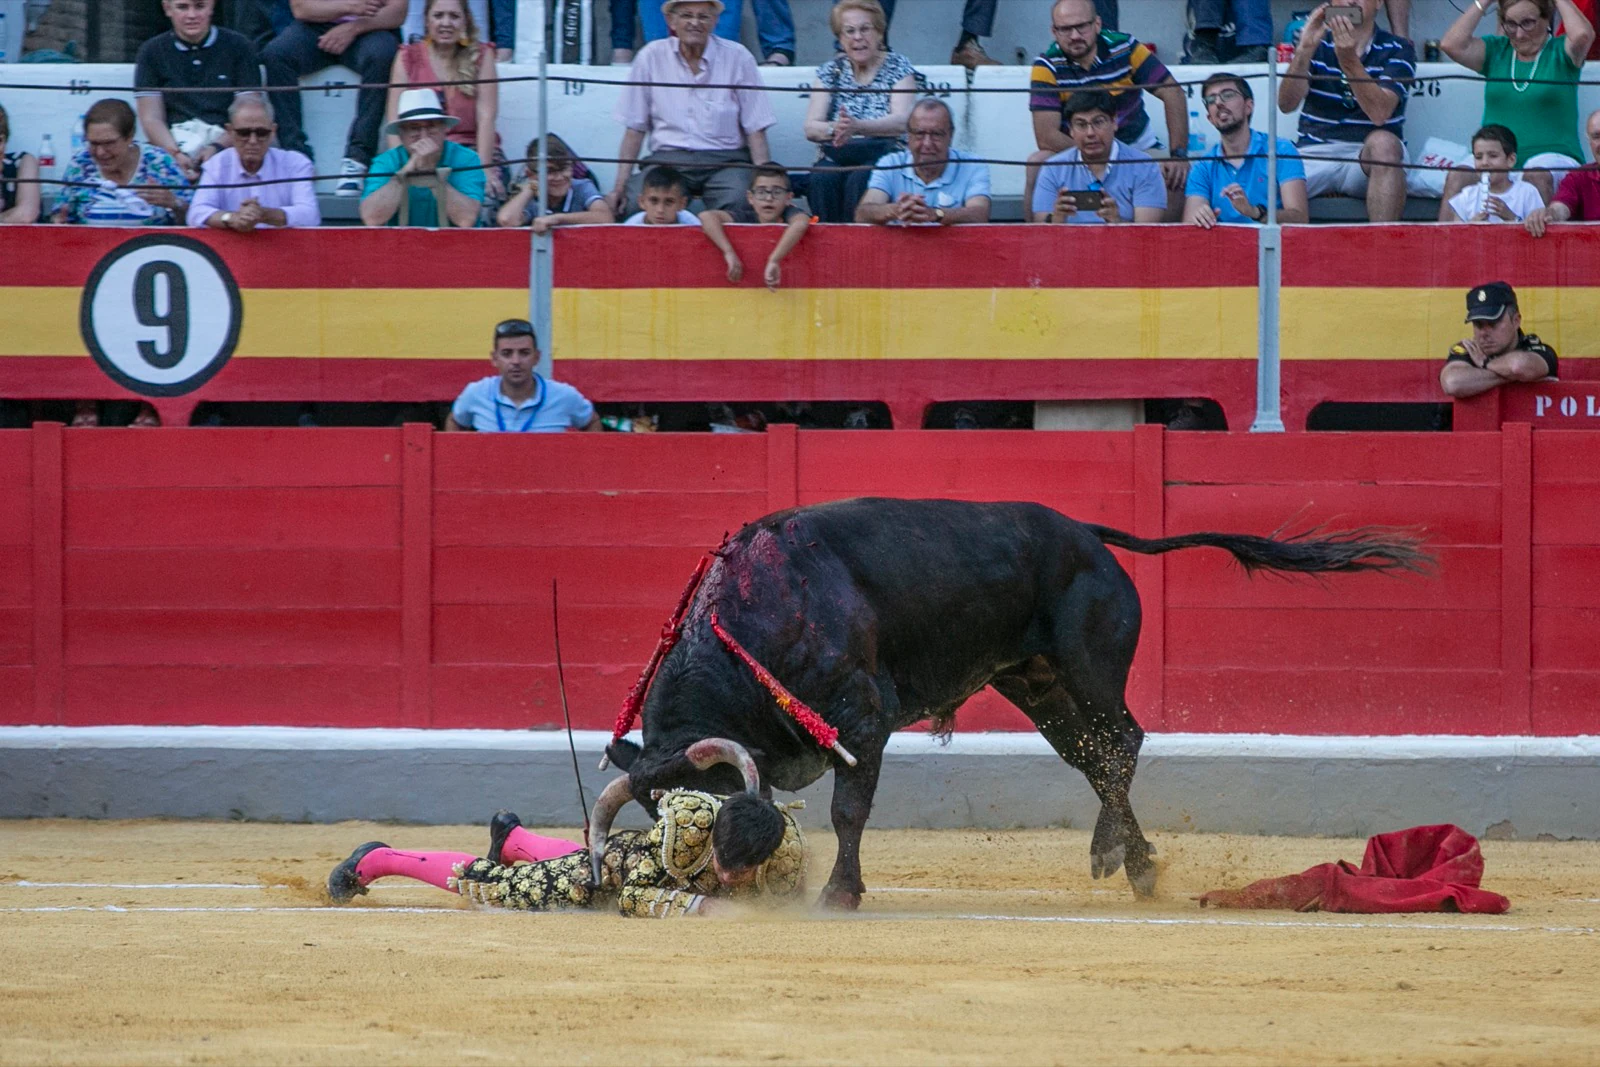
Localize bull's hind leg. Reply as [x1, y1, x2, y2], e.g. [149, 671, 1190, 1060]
[992, 677, 1155, 898]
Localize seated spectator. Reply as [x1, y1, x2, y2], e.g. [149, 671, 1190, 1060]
[699, 163, 811, 288]
[264, 0, 405, 196]
[446, 319, 602, 433]
[801, 0, 916, 223]
[0, 102, 41, 225]
[496, 135, 615, 230]
[53, 99, 193, 226]
[855, 99, 991, 225]
[189, 94, 320, 230]
[1026, 0, 1189, 219]
[1183, 73, 1308, 227]
[1277, 0, 1416, 222]
[1439, 282, 1557, 398]
[877, 0, 1007, 66]
[1440, 0, 1592, 208]
[134, 0, 263, 182]
[1526, 108, 1600, 235]
[401, 0, 512, 59]
[607, 1, 777, 215]
[611, 0, 639, 63]
[624, 165, 702, 225]
[1032, 91, 1164, 224]
[386, 0, 505, 223]
[1440, 125, 1544, 223]
[636, 0, 796, 67]
[360, 88, 484, 227]
[1188, 0, 1272, 62]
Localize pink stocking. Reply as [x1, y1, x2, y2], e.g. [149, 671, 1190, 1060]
[501, 827, 583, 864]
[354, 848, 477, 893]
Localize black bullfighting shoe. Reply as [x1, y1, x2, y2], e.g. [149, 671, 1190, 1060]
[487, 810, 522, 865]
[327, 840, 387, 903]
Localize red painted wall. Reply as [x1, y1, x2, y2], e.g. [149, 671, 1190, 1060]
[3, 425, 1597, 735]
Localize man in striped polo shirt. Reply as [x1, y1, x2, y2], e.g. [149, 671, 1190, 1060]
[1025, 0, 1190, 218]
[1278, 0, 1418, 221]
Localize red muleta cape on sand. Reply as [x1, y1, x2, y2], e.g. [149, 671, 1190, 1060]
[1198, 824, 1510, 914]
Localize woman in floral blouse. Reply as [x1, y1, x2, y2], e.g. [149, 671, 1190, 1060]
[801, 0, 918, 222]
[53, 98, 191, 226]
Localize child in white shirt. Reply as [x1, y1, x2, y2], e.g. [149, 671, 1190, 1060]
[622, 165, 702, 226]
[1443, 124, 1546, 223]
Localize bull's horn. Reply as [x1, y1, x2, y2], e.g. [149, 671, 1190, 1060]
[685, 737, 761, 795]
[587, 774, 635, 888]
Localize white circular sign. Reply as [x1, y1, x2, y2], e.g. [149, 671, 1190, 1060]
[79, 234, 242, 396]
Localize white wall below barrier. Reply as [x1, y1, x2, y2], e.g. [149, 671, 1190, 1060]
[2, 61, 1594, 203]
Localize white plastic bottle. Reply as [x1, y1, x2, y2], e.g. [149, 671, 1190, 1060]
[71, 112, 85, 153]
[38, 133, 56, 178]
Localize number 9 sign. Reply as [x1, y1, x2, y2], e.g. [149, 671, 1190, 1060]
[79, 234, 243, 396]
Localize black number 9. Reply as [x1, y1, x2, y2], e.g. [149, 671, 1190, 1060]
[132, 261, 189, 369]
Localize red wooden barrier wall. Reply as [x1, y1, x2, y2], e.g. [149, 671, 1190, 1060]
[2, 425, 1597, 735]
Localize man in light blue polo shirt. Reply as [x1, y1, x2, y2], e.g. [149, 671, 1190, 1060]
[446, 319, 602, 433]
[855, 99, 991, 226]
[1182, 72, 1308, 228]
[1032, 90, 1167, 224]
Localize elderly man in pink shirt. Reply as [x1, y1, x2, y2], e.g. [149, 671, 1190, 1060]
[605, 0, 777, 215]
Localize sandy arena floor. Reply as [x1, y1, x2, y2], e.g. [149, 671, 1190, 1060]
[1, 820, 1597, 1066]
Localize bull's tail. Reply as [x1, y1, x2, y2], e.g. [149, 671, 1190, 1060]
[1084, 523, 1434, 577]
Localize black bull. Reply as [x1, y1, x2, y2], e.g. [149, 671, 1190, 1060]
[604, 498, 1429, 908]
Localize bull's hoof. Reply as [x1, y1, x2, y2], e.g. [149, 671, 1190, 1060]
[1127, 861, 1158, 899]
[816, 885, 863, 911]
[1090, 843, 1125, 881]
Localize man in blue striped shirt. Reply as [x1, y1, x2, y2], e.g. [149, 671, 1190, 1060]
[1277, 0, 1417, 220]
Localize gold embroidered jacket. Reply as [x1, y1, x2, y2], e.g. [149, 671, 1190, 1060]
[449, 790, 806, 917]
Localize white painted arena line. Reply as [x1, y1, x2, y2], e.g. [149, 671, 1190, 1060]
[0, 904, 1592, 934]
[2, 881, 436, 891]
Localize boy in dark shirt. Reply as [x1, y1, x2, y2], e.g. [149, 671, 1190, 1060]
[699, 163, 811, 290]
[134, 0, 262, 180]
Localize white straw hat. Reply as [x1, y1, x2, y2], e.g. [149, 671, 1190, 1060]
[661, 0, 727, 16]
[384, 88, 460, 136]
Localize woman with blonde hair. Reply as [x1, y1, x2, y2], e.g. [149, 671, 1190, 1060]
[802, 0, 917, 222]
[386, 0, 505, 220]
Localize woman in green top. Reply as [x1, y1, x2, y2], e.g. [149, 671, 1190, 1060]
[1440, 0, 1594, 205]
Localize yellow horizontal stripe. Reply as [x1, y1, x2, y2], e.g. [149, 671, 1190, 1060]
[3, 288, 527, 360]
[1281, 286, 1597, 362]
[553, 287, 1261, 361]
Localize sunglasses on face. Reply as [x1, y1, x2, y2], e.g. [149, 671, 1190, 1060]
[231, 127, 274, 140]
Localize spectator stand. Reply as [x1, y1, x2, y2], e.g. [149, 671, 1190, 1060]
[6, 60, 1596, 219]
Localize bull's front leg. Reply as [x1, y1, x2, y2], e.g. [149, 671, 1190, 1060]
[820, 748, 882, 910]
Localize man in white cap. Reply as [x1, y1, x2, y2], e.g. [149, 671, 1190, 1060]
[606, 0, 777, 215]
[1439, 281, 1558, 399]
[360, 87, 485, 227]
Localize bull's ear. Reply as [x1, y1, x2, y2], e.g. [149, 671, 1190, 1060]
[605, 739, 642, 771]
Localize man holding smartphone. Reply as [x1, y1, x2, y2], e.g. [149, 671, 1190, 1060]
[1277, 0, 1418, 221]
[1031, 91, 1166, 224]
